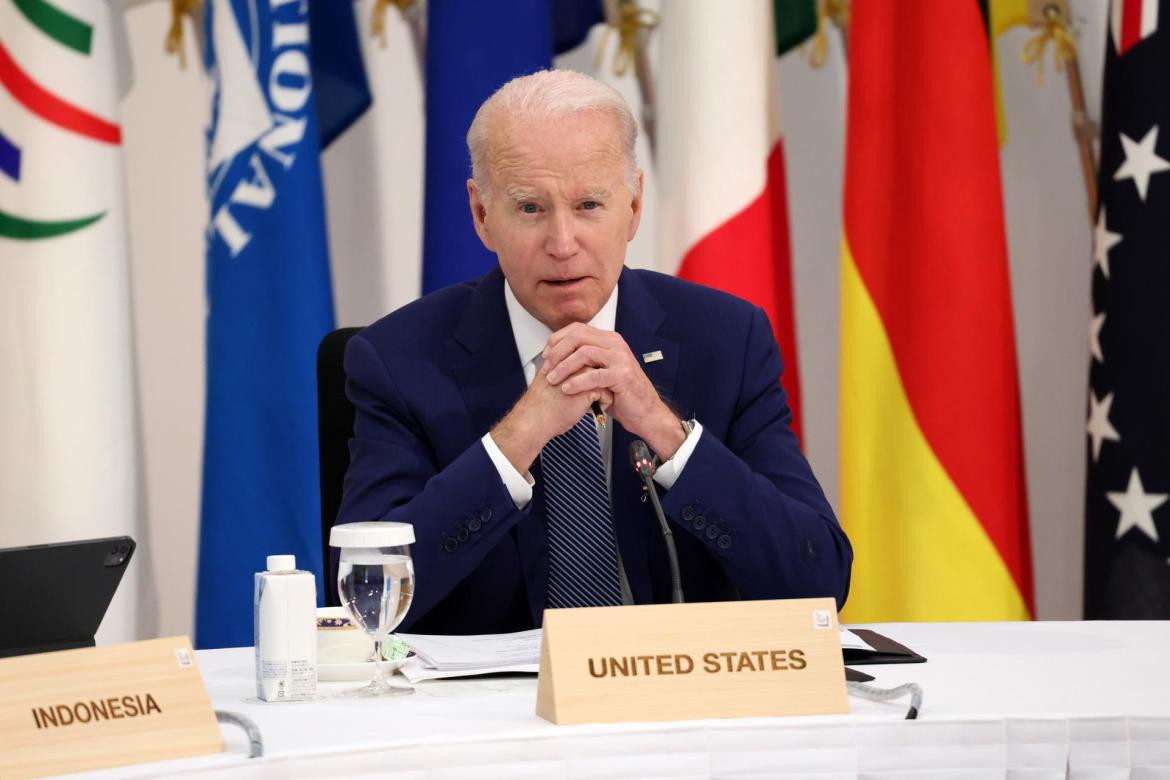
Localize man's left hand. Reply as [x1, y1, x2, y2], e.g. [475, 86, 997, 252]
[543, 323, 687, 460]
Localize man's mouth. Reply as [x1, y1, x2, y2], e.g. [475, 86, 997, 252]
[546, 277, 585, 287]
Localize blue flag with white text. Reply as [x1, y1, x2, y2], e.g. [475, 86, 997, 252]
[196, 0, 336, 648]
[422, 0, 603, 294]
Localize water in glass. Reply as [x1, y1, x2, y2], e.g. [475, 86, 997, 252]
[336, 546, 414, 696]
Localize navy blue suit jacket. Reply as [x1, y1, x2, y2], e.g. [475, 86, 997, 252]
[337, 266, 851, 634]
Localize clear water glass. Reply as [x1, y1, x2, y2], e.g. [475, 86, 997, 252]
[336, 544, 414, 697]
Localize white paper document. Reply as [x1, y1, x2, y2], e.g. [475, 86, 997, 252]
[395, 629, 542, 683]
[399, 658, 539, 683]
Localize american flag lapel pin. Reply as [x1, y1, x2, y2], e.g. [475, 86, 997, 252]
[642, 350, 664, 364]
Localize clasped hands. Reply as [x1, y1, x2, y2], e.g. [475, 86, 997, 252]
[491, 323, 686, 474]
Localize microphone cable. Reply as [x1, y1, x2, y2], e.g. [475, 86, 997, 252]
[846, 680, 923, 719]
[629, 440, 684, 604]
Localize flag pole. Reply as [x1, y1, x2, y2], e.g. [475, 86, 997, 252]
[1066, 54, 1099, 219]
[1019, 1, 1097, 221]
[827, 0, 849, 61]
[602, 0, 659, 159]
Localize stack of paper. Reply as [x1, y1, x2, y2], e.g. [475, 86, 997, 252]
[395, 629, 542, 683]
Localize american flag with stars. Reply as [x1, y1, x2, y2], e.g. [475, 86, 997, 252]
[1084, 0, 1170, 618]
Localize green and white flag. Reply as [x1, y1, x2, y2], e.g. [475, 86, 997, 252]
[0, 0, 146, 643]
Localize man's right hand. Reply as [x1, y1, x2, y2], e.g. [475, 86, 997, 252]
[490, 362, 613, 474]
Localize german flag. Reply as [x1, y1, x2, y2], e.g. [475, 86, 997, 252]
[839, 0, 1034, 621]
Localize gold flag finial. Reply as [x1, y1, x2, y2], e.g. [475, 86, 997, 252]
[595, 1, 659, 78]
[165, 0, 203, 70]
[1020, 2, 1078, 85]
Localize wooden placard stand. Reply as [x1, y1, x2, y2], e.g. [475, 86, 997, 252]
[0, 636, 223, 778]
[536, 597, 848, 725]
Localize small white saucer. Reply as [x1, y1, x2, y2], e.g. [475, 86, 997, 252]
[318, 657, 407, 682]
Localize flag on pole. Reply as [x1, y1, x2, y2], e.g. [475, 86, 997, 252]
[308, 0, 370, 151]
[196, 0, 337, 648]
[0, 0, 145, 642]
[422, 0, 555, 294]
[773, 0, 818, 56]
[422, 0, 602, 294]
[657, 0, 804, 442]
[1084, 0, 1170, 619]
[988, 0, 1030, 146]
[839, 0, 1034, 621]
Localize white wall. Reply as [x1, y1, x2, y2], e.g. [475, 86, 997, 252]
[120, 0, 1105, 638]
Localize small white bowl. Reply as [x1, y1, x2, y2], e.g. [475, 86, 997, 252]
[316, 606, 375, 665]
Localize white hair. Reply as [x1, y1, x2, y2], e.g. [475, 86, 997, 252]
[466, 69, 639, 204]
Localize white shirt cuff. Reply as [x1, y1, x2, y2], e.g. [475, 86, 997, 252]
[653, 420, 702, 491]
[482, 433, 535, 508]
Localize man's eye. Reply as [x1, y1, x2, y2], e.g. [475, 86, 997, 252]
[520, 203, 539, 214]
[581, 201, 599, 210]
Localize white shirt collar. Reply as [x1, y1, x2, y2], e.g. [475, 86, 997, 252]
[503, 281, 619, 368]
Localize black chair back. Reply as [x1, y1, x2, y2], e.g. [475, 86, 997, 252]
[317, 327, 361, 606]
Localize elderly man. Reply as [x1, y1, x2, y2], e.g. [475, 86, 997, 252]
[337, 70, 851, 634]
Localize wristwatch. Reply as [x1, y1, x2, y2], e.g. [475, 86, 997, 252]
[655, 418, 696, 469]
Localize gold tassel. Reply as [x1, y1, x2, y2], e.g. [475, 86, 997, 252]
[804, 0, 849, 69]
[824, 0, 850, 29]
[1020, 3, 1078, 85]
[595, 2, 659, 78]
[372, 0, 417, 49]
[164, 0, 202, 70]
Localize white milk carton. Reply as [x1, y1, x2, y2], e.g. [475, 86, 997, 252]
[254, 554, 318, 702]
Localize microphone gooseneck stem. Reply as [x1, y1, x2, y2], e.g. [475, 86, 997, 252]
[639, 471, 684, 604]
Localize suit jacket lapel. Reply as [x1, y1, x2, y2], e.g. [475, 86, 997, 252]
[613, 269, 680, 604]
[451, 267, 526, 432]
[451, 267, 548, 624]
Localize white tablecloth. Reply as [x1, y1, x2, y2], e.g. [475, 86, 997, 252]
[70, 621, 1170, 778]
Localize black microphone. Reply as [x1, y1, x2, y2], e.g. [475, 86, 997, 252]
[629, 440, 684, 604]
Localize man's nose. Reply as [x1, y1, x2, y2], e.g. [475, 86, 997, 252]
[544, 210, 579, 258]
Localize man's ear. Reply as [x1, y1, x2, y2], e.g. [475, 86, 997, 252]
[467, 179, 495, 251]
[626, 169, 644, 242]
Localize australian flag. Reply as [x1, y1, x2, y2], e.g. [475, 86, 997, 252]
[196, 0, 350, 647]
[1084, 0, 1170, 619]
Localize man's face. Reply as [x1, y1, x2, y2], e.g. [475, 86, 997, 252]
[467, 111, 643, 331]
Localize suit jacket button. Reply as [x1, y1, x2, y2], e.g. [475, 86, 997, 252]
[468, 518, 482, 532]
[480, 508, 492, 522]
[681, 506, 696, 521]
[705, 524, 720, 540]
[717, 534, 732, 549]
[691, 515, 707, 530]
[443, 538, 458, 553]
[457, 527, 470, 542]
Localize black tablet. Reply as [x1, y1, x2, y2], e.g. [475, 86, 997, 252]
[0, 536, 135, 658]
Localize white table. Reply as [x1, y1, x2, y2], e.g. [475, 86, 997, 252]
[71, 622, 1170, 778]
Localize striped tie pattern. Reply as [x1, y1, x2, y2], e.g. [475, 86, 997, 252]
[541, 413, 622, 608]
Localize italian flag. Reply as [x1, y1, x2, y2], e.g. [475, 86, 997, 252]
[657, 0, 804, 442]
[0, 1, 142, 640]
[839, 0, 1034, 621]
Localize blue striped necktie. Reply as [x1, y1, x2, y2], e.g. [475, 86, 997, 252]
[541, 413, 622, 608]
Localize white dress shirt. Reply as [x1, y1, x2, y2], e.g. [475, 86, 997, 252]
[480, 281, 703, 509]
